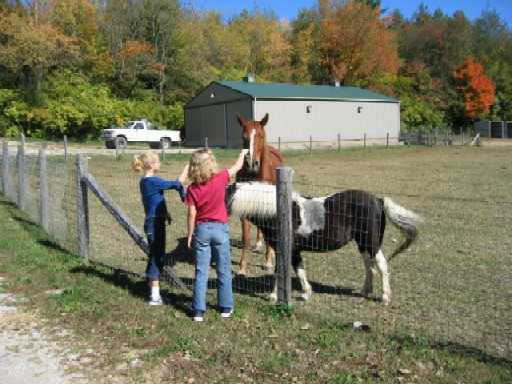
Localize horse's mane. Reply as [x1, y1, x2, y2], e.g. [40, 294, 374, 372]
[267, 145, 283, 166]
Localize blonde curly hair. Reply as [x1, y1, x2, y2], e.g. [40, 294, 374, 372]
[187, 148, 218, 184]
[132, 151, 159, 172]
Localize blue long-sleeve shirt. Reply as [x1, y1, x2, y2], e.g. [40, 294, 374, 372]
[139, 176, 185, 218]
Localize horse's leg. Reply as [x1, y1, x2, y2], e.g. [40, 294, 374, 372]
[238, 217, 251, 276]
[293, 251, 312, 301]
[252, 228, 264, 254]
[375, 249, 391, 305]
[263, 242, 275, 272]
[269, 250, 311, 301]
[269, 278, 278, 302]
[360, 250, 377, 298]
[296, 267, 312, 301]
[252, 227, 274, 272]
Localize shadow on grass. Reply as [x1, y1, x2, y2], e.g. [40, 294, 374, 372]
[165, 237, 193, 267]
[63, 233, 376, 319]
[391, 333, 512, 367]
[37, 239, 69, 253]
[68, 264, 192, 315]
[0, 199, 17, 207]
[165, 237, 367, 301]
[7, 215, 38, 226]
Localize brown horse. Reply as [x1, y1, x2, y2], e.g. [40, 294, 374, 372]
[236, 113, 283, 276]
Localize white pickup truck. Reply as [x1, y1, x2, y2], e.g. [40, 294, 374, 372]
[100, 119, 181, 150]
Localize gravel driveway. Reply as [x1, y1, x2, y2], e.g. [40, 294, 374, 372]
[0, 276, 88, 384]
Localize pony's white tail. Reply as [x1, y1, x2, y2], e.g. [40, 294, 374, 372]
[383, 197, 423, 262]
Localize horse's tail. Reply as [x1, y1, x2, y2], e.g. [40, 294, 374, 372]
[382, 197, 423, 262]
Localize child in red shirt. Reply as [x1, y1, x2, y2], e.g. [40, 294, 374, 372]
[184, 148, 248, 321]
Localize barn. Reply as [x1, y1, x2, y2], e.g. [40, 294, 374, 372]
[184, 74, 401, 147]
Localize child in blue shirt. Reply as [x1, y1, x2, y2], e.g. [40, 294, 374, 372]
[133, 151, 188, 305]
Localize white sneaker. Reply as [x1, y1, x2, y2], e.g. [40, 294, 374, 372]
[149, 297, 163, 306]
[220, 308, 233, 318]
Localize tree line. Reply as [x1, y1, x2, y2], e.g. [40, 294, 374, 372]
[0, 0, 510, 140]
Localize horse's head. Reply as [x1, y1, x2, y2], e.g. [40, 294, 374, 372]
[237, 113, 269, 173]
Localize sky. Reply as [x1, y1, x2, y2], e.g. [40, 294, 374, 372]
[195, 1, 512, 26]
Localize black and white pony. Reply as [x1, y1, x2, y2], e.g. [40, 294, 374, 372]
[227, 182, 423, 305]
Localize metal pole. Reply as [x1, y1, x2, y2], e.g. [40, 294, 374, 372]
[76, 154, 90, 258]
[17, 143, 25, 210]
[275, 167, 293, 306]
[39, 147, 49, 231]
[2, 142, 9, 196]
[63, 135, 68, 161]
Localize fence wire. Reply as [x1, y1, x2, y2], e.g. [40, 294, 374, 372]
[290, 175, 511, 361]
[1, 143, 510, 361]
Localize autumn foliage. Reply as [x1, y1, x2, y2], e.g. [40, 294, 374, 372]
[453, 58, 496, 120]
[0, 0, 510, 139]
[319, 1, 399, 86]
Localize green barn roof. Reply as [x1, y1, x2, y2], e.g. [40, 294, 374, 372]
[216, 81, 398, 102]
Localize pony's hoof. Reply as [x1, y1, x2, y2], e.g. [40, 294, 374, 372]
[268, 293, 277, 302]
[299, 293, 311, 301]
[381, 294, 390, 305]
[251, 245, 263, 254]
[237, 271, 247, 278]
[264, 265, 274, 273]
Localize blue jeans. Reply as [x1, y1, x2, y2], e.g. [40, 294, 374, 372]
[192, 222, 233, 313]
[144, 217, 166, 280]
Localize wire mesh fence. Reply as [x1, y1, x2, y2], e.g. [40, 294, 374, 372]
[1, 141, 510, 361]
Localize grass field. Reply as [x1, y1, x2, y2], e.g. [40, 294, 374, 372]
[0, 141, 511, 383]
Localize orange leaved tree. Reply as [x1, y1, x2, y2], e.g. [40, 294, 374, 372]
[453, 58, 496, 122]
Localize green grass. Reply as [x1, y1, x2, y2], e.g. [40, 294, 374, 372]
[1, 143, 511, 383]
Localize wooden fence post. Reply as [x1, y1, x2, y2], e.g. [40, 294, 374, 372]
[39, 147, 49, 231]
[161, 143, 166, 162]
[17, 143, 25, 210]
[275, 167, 293, 306]
[2, 142, 9, 196]
[63, 135, 68, 161]
[76, 154, 90, 258]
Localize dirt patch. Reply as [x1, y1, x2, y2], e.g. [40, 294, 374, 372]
[0, 277, 134, 384]
[0, 277, 86, 383]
